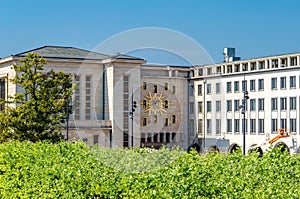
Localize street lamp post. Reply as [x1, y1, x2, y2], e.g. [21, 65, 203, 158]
[129, 91, 137, 148]
[240, 90, 249, 155]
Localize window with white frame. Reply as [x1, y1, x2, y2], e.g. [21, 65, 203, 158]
[206, 84, 211, 94]
[234, 81, 239, 92]
[198, 102, 202, 113]
[258, 98, 264, 111]
[271, 119, 278, 133]
[280, 119, 287, 129]
[290, 119, 296, 133]
[250, 119, 256, 134]
[207, 119, 212, 135]
[242, 80, 247, 91]
[290, 97, 296, 110]
[198, 84, 202, 96]
[271, 77, 277, 90]
[280, 77, 286, 89]
[216, 83, 221, 94]
[290, 76, 296, 88]
[227, 100, 232, 112]
[216, 101, 221, 112]
[234, 100, 240, 112]
[280, 97, 287, 110]
[227, 119, 232, 133]
[250, 80, 255, 91]
[227, 82, 232, 93]
[234, 119, 240, 134]
[258, 79, 264, 90]
[207, 101, 212, 112]
[250, 99, 256, 111]
[271, 98, 277, 111]
[216, 119, 221, 135]
[258, 119, 264, 134]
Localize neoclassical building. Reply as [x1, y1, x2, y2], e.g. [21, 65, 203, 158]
[1, 46, 300, 154]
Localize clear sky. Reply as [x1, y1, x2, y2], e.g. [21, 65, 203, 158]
[1, 0, 300, 64]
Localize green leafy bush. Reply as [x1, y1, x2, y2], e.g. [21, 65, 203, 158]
[0, 142, 300, 198]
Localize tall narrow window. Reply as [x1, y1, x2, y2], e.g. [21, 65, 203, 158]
[172, 85, 176, 94]
[258, 119, 264, 134]
[250, 99, 256, 111]
[74, 75, 81, 120]
[216, 101, 221, 112]
[258, 98, 264, 111]
[207, 119, 212, 135]
[142, 117, 147, 126]
[227, 119, 232, 133]
[227, 82, 232, 93]
[290, 97, 296, 110]
[271, 119, 278, 133]
[250, 119, 256, 134]
[290, 76, 296, 88]
[234, 81, 239, 92]
[280, 97, 287, 110]
[234, 119, 240, 134]
[206, 84, 211, 94]
[172, 115, 176, 124]
[258, 79, 264, 90]
[198, 102, 203, 113]
[271, 98, 277, 111]
[250, 80, 255, 91]
[234, 100, 240, 112]
[164, 82, 168, 90]
[143, 82, 147, 90]
[198, 84, 202, 96]
[153, 85, 158, 93]
[216, 119, 221, 135]
[216, 83, 221, 94]
[271, 78, 277, 90]
[207, 101, 212, 112]
[280, 77, 286, 89]
[164, 118, 169, 127]
[164, 100, 169, 109]
[290, 119, 296, 133]
[227, 100, 232, 112]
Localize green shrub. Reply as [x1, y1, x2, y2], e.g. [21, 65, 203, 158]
[0, 142, 299, 198]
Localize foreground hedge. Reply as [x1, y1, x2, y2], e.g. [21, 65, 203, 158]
[0, 141, 300, 198]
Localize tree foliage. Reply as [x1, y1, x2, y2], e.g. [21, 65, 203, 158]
[0, 53, 73, 142]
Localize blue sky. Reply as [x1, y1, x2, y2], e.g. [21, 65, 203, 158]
[1, 0, 300, 64]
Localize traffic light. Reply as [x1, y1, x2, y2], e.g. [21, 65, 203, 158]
[132, 101, 137, 112]
[243, 90, 249, 100]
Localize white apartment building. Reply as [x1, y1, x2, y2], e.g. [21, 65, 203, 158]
[193, 50, 300, 154]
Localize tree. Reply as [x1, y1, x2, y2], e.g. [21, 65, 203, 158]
[0, 53, 73, 142]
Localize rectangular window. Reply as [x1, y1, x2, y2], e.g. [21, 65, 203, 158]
[280, 119, 287, 129]
[172, 115, 176, 124]
[271, 98, 277, 111]
[227, 82, 232, 93]
[206, 84, 211, 94]
[164, 118, 169, 127]
[290, 76, 296, 88]
[93, 135, 99, 145]
[172, 85, 176, 94]
[227, 100, 232, 112]
[142, 118, 147, 126]
[234, 81, 239, 92]
[271, 78, 277, 90]
[142, 82, 147, 90]
[197, 85, 202, 96]
[207, 101, 212, 112]
[280, 97, 287, 110]
[280, 77, 286, 89]
[290, 97, 296, 110]
[290, 119, 296, 133]
[290, 57, 297, 66]
[250, 99, 256, 111]
[250, 80, 255, 91]
[207, 119, 212, 135]
[216, 101, 221, 112]
[258, 98, 264, 111]
[271, 119, 278, 133]
[227, 119, 232, 133]
[258, 119, 264, 134]
[216, 83, 221, 94]
[216, 119, 221, 135]
[198, 68, 203, 76]
[250, 119, 256, 134]
[198, 102, 203, 113]
[234, 119, 240, 134]
[234, 100, 240, 112]
[164, 83, 168, 90]
[154, 85, 158, 93]
[258, 79, 264, 90]
[242, 80, 247, 91]
[198, 119, 203, 134]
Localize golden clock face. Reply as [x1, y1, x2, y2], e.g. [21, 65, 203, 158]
[144, 92, 167, 115]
